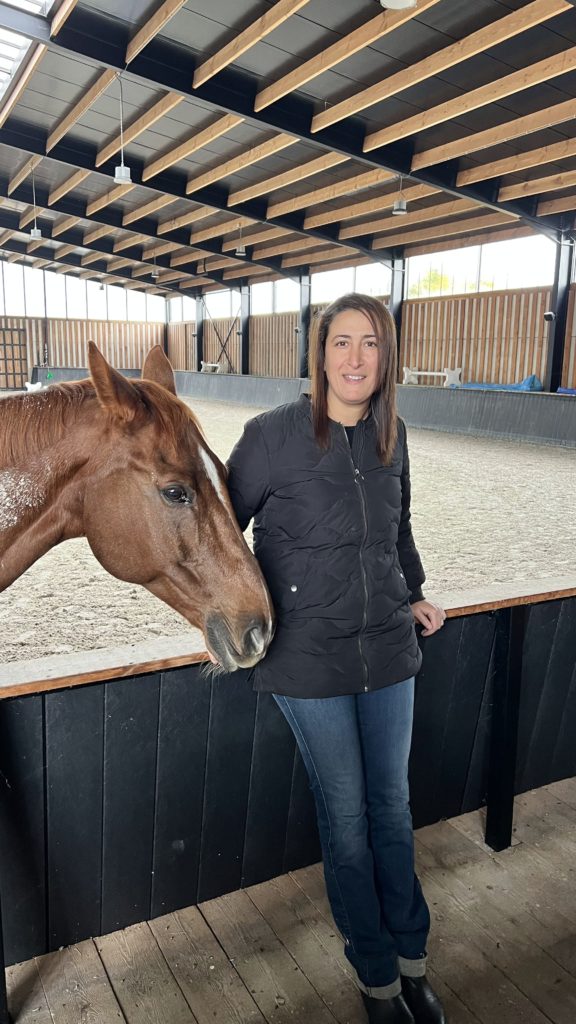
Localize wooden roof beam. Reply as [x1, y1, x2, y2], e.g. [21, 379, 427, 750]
[19, 206, 42, 229]
[186, 133, 297, 195]
[47, 69, 116, 152]
[406, 225, 535, 257]
[313, 0, 570, 132]
[170, 250, 205, 268]
[222, 265, 274, 281]
[143, 113, 243, 181]
[113, 233, 148, 253]
[538, 193, 576, 215]
[190, 216, 253, 246]
[372, 212, 513, 250]
[0, 44, 47, 130]
[499, 168, 576, 202]
[122, 195, 175, 226]
[142, 241, 181, 259]
[457, 136, 576, 186]
[96, 92, 184, 166]
[364, 44, 576, 152]
[126, 0, 188, 64]
[345, 198, 480, 242]
[56, 244, 77, 258]
[0, 230, 15, 246]
[157, 206, 215, 235]
[83, 225, 112, 245]
[413, 97, 576, 171]
[48, 169, 91, 206]
[51, 0, 79, 37]
[81, 251, 105, 266]
[267, 168, 395, 219]
[86, 183, 135, 217]
[222, 227, 288, 252]
[253, 236, 329, 260]
[108, 257, 133, 273]
[228, 152, 349, 207]
[306, 184, 439, 230]
[255, 0, 441, 112]
[52, 215, 81, 238]
[8, 155, 42, 196]
[26, 239, 44, 254]
[283, 245, 357, 268]
[193, 0, 311, 88]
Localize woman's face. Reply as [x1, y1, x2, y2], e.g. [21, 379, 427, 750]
[324, 308, 381, 423]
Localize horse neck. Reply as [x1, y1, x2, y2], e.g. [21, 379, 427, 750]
[0, 384, 97, 591]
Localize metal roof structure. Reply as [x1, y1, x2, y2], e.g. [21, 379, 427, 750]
[0, 0, 575, 296]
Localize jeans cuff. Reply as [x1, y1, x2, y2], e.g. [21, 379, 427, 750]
[399, 954, 427, 977]
[357, 977, 402, 999]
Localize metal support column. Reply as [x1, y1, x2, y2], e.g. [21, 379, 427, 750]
[297, 273, 311, 379]
[543, 235, 574, 392]
[194, 296, 204, 373]
[388, 257, 405, 364]
[485, 604, 526, 852]
[240, 284, 250, 376]
[0, 891, 12, 1023]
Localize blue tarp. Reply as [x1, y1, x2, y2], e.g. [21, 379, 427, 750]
[558, 387, 576, 396]
[452, 374, 544, 392]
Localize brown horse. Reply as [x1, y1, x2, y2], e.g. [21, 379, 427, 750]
[0, 343, 273, 671]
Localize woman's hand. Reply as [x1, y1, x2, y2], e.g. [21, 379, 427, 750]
[411, 600, 446, 637]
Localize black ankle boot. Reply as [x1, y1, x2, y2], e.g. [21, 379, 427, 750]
[361, 992, 415, 1023]
[400, 976, 447, 1024]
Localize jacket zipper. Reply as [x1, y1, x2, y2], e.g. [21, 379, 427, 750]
[341, 424, 370, 692]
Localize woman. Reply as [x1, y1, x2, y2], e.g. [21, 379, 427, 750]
[226, 294, 446, 1024]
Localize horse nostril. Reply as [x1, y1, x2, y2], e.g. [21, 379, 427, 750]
[243, 620, 268, 657]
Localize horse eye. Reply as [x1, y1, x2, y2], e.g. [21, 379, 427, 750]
[161, 485, 193, 506]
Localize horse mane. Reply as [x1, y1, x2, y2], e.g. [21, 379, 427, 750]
[0, 378, 203, 467]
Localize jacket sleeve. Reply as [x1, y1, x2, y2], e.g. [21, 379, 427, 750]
[226, 416, 271, 531]
[397, 419, 426, 604]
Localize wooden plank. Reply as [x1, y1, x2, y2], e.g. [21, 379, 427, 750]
[282, 245, 356, 268]
[458, 135, 576, 186]
[51, 0, 79, 37]
[365, 45, 576, 152]
[500, 168, 576, 202]
[126, 0, 188, 64]
[123, 194, 175, 225]
[228, 152, 349, 207]
[159, 206, 219, 234]
[0, 44, 47, 129]
[255, 0, 442, 112]
[96, 922, 196, 1021]
[306, 184, 439, 230]
[45, 685, 105, 947]
[113, 232, 148, 252]
[0, 696, 46, 964]
[371, 212, 512, 250]
[6, 960, 52, 1024]
[268, 168, 395, 219]
[19, 205, 42, 229]
[413, 97, 576, 171]
[36, 939, 126, 1023]
[87, 182, 135, 216]
[83, 224, 111, 244]
[199, 889, 338, 1023]
[538, 192, 576, 216]
[253, 235, 327, 260]
[406, 225, 534, 257]
[143, 113, 243, 180]
[7, 155, 42, 196]
[150, 907, 267, 1023]
[47, 69, 116, 151]
[313, 0, 570, 132]
[247, 873, 365, 1023]
[348, 198, 479, 242]
[190, 216, 253, 245]
[48, 168, 90, 205]
[187, 133, 296, 194]
[100, 674, 161, 933]
[97, 91, 184, 166]
[193, 0, 312, 88]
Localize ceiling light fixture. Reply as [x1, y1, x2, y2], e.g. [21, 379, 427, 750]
[392, 175, 407, 215]
[114, 73, 132, 185]
[235, 223, 246, 257]
[376, 1, 417, 10]
[29, 167, 42, 239]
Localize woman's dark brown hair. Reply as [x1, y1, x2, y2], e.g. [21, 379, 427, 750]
[310, 292, 398, 464]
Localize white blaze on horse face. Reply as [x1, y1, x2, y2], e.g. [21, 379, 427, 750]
[199, 446, 227, 508]
[0, 470, 45, 532]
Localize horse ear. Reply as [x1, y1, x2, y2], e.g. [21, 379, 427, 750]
[142, 345, 177, 395]
[88, 341, 142, 424]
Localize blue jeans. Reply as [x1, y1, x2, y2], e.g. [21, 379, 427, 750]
[274, 678, 430, 997]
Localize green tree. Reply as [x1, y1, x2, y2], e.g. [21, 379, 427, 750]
[409, 268, 452, 297]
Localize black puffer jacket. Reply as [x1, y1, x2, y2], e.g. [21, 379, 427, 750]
[227, 395, 425, 698]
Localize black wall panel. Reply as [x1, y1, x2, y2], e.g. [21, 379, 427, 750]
[0, 597, 575, 965]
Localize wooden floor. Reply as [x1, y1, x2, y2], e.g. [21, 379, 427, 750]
[7, 781, 576, 1024]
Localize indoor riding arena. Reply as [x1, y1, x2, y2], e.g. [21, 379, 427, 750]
[0, 2, 576, 1024]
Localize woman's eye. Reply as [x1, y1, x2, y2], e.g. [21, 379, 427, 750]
[161, 485, 193, 505]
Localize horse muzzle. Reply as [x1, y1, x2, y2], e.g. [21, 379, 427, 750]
[205, 612, 275, 672]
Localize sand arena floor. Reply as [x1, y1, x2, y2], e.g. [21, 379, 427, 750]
[1, 395, 575, 663]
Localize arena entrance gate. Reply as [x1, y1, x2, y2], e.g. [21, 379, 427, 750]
[0, 328, 27, 389]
